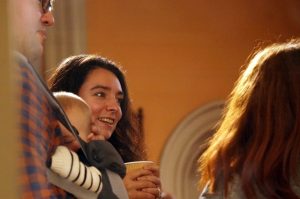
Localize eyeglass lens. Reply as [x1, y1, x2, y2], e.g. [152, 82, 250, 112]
[41, 0, 53, 13]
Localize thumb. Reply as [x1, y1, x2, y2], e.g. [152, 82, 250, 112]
[87, 133, 105, 141]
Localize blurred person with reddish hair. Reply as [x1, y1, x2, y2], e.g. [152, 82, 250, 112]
[199, 39, 300, 199]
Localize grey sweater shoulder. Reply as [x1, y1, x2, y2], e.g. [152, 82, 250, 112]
[200, 173, 300, 199]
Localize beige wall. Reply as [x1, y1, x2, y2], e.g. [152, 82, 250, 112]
[86, 0, 300, 161]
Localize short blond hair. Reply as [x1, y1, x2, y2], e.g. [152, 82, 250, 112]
[54, 91, 90, 117]
[54, 91, 91, 141]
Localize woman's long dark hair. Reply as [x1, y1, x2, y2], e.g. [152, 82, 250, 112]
[48, 54, 146, 162]
[199, 39, 300, 198]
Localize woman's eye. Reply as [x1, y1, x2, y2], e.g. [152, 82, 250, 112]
[95, 92, 105, 97]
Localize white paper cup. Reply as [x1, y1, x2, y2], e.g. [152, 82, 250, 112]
[125, 161, 154, 172]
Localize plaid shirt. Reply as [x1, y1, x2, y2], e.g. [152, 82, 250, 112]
[17, 55, 74, 198]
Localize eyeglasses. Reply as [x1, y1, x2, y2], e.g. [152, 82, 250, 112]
[39, 0, 54, 13]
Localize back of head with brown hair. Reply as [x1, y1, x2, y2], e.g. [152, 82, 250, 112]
[199, 39, 300, 199]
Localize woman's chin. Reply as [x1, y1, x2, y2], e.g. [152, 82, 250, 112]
[104, 132, 113, 140]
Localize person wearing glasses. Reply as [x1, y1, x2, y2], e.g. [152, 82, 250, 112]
[9, 0, 72, 197]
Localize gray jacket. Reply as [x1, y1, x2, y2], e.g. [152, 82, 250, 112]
[199, 174, 300, 199]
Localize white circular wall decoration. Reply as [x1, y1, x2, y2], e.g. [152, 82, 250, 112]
[160, 101, 224, 199]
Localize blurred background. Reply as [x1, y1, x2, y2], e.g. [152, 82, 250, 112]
[43, 1, 300, 197]
[2, 0, 300, 198]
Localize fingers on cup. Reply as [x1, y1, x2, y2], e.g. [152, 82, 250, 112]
[137, 175, 161, 186]
[126, 168, 153, 179]
[143, 164, 160, 177]
[125, 178, 157, 192]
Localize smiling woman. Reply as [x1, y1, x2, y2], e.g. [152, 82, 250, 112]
[48, 54, 163, 199]
[78, 67, 124, 140]
[48, 54, 143, 161]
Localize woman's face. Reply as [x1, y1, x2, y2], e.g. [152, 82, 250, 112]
[78, 68, 123, 140]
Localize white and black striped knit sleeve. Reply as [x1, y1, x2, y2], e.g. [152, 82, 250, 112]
[49, 146, 103, 194]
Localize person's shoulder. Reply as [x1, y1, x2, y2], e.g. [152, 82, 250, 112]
[199, 182, 222, 199]
[199, 176, 247, 199]
[14, 52, 30, 67]
[13, 52, 34, 79]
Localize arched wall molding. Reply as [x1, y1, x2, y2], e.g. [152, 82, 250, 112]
[44, 0, 87, 77]
[160, 101, 224, 199]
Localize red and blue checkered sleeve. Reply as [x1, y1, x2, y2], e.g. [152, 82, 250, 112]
[17, 63, 73, 198]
